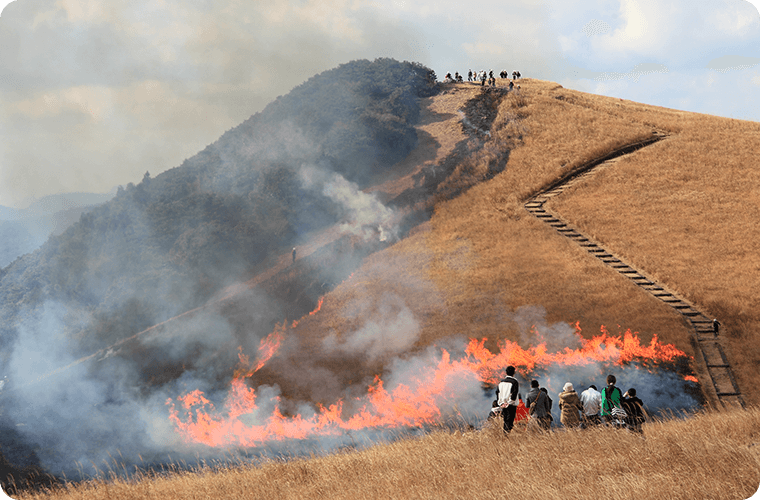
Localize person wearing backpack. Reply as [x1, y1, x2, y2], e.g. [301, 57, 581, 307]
[525, 380, 552, 431]
[601, 374, 625, 426]
[495, 366, 520, 433]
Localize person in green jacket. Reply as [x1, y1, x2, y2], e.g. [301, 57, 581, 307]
[601, 374, 625, 426]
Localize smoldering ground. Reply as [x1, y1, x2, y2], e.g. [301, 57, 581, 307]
[0, 291, 702, 482]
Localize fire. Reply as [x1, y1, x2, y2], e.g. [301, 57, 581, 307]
[465, 324, 687, 385]
[167, 324, 696, 448]
[233, 325, 285, 379]
[291, 297, 325, 328]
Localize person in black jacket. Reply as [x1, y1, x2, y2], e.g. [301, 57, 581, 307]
[495, 366, 519, 433]
[525, 380, 552, 431]
[622, 388, 647, 434]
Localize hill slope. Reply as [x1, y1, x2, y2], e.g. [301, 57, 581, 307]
[2, 68, 760, 493]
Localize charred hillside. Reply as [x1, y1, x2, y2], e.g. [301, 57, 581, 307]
[0, 58, 472, 484]
[0, 58, 436, 355]
[0, 59, 519, 487]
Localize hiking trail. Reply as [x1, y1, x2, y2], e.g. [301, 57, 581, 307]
[523, 134, 745, 409]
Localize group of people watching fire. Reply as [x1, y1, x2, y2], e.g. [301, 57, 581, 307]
[489, 368, 646, 434]
[442, 69, 522, 88]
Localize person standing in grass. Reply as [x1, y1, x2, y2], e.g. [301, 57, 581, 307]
[580, 384, 602, 427]
[601, 374, 625, 426]
[525, 380, 552, 431]
[496, 365, 520, 433]
[558, 382, 584, 428]
[622, 388, 647, 434]
[540, 387, 553, 414]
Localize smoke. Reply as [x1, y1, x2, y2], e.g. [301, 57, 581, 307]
[3, 302, 182, 476]
[509, 304, 583, 352]
[323, 292, 420, 361]
[299, 164, 399, 242]
[0, 289, 289, 478]
[501, 305, 701, 421]
[0, 291, 705, 482]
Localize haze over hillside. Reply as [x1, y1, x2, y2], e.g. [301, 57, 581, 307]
[0, 58, 439, 481]
[0, 192, 116, 268]
[1, 58, 758, 493]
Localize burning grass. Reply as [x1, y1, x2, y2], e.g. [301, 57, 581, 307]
[306, 78, 760, 410]
[13, 406, 760, 500]
[10, 77, 759, 496]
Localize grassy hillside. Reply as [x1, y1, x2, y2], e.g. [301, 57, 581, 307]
[296, 78, 760, 408]
[4, 73, 760, 497]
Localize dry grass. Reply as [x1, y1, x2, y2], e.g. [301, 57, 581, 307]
[545, 91, 760, 406]
[303, 79, 760, 408]
[16, 407, 760, 500]
[13, 78, 760, 497]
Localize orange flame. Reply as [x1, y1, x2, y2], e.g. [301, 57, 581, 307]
[291, 297, 325, 328]
[233, 325, 286, 379]
[167, 324, 695, 447]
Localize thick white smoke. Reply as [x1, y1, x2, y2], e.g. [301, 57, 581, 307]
[299, 164, 398, 242]
[322, 292, 420, 360]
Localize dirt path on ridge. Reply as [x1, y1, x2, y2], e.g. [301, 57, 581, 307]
[366, 84, 480, 201]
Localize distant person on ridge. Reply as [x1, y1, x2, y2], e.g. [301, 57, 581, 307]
[580, 384, 602, 427]
[496, 365, 520, 433]
[525, 379, 552, 431]
[712, 318, 721, 336]
[292, 247, 297, 264]
[558, 382, 584, 429]
[468, 69, 473, 82]
[601, 374, 625, 426]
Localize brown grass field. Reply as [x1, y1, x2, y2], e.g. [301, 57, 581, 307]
[13, 408, 760, 500]
[10, 78, 760, 498]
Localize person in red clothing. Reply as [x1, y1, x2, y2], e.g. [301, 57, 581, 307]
[515, 397, 530, 423]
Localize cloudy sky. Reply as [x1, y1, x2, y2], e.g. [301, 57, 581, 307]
[0, 0, 759, 208]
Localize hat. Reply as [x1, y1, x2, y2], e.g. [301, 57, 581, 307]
[563, 382, 574, 392]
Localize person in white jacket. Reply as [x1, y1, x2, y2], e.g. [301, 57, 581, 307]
[580, 384, 602, 427]
[495, 365, 519, 433]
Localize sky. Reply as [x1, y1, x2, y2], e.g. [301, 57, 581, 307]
[0, 0, 759, 208]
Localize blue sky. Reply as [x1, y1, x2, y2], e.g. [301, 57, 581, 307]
[0, 0, 759, 207]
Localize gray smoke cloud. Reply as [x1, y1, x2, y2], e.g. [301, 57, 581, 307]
[0, 296, 702, 480]
[299, 164, 399, 242]
[322, 292, 420, 361]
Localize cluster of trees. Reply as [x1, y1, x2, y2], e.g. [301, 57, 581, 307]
[0, 58, 438, 354]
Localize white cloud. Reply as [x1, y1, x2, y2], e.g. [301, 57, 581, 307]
[582, 19, 611, 36]
[12, 85, 114, 122]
